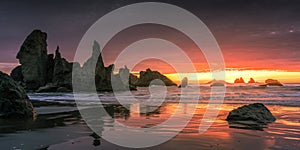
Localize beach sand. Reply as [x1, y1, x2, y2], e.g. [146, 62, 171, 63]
[0, 100, 299, 150]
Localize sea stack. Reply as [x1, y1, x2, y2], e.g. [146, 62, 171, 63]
[265, 79, 283, 86]
[234, 77, 245, 83]
[134, 68, 177, 87]
[248, 78, 255, 83]
[16, 30, 48, 90]
[178, 77, 188, 88]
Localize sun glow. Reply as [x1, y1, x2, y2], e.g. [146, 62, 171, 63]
[165, 70, 300, 84]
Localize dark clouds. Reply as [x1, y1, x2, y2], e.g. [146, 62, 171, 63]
[0, 0, 299, 70]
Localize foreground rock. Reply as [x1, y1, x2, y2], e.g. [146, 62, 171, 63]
[134, 68, 177, 87]
[226, 103, 276, 130]
[16, 30, 48, 90]
[0, 71, 35, 119]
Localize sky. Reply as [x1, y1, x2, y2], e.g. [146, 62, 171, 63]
[0, 0, 299, 83]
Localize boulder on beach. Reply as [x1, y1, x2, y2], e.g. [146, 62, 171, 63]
[265, 79, 283, 86]
[226, 103, 276, 130]
[0, 71, 35, 119]
[134, 68, 177, 87]
[178, 77, 188, 88]
[16, 30, 48, 90]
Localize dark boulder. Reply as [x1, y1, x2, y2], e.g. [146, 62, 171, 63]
[0, 71, 35, 119]
[226, 103, 276, 130]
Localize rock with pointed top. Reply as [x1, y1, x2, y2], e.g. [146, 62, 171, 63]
[248, 78, 255, 83]
[234, 77, 245, 83]
[16, 30, 48, 90]
[52, 46, 73, 90]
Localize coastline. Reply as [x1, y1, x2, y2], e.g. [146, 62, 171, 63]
[0, 88, 299, 150]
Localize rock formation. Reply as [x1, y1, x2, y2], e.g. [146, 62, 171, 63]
[11, 30, 176, 92]
[207, 79, 228, 86]
[248, 78, 255, 83]
[226, 103, 276, 130]
[80, 41, 137, 92]
[234, 77, 245, 83]
[16, 30, 48, 90]
[134, 68, 177, 87]
[52, 46, 76, 89]
[265, 79, 283, 86]
[10, 65, 23, 83]
[178, 77, 188, 88]
[0, 71, 35, 119]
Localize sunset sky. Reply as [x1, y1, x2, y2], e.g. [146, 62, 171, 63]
[0, 0, 299, 83]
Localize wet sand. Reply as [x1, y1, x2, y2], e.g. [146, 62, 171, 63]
[0, 100, 299, 150]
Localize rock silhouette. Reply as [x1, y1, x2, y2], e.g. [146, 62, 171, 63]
[11, 30, 176, 92]
[226, 103, 276, 130]
[207, 79, 228, 86]
[16, 30, 48, 90]
[234, 77, 245, 83]
[134, 68, 177, 87]
[178, 77, 188, 88]
[248, 78, 255, 83]
[0, 71, 35, 119]
[265, 79, 283, 86]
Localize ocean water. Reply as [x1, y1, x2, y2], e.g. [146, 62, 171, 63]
[28, 84, 300, 106]
[1, 84, 299, 149]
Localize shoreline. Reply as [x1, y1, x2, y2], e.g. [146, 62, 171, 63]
[0, 101, 299, 150]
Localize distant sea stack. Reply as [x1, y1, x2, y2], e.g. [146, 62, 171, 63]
[248, 78, 255, 83]
[0, 71, 35, 119]
[133, 68, 177, 87]
[234, 77, 245, 83]
[178, 77, 188, 88]
[265, 79, 283, 86]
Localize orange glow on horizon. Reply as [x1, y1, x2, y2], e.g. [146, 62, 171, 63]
[164, 70, 300, 84]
